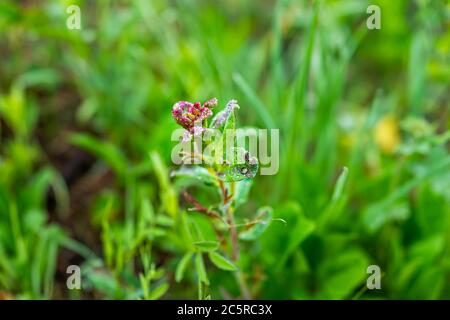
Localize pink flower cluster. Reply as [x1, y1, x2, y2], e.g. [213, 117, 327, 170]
[172, 98, 217, 130]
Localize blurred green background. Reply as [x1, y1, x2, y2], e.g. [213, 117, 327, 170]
[0, 0, 449, 299]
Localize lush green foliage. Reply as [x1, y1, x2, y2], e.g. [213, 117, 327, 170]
[0, 0, 449, 299]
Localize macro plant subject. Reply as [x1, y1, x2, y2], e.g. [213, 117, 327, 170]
[171, 98, 276, 299]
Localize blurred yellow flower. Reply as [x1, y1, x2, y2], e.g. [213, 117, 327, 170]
[374, 115, 401, 154]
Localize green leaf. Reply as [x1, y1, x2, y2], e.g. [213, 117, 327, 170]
[223, 106, 236, 132]
[211, 100, 238, 165]
[150, 151, 178, 217]
[70, 133, 127, 177]
[233, 179, 253, 209]
[23, 209, 46, 233]
[60, 237, 97, 260]
[16, 68, 60, 89]
[195, 253, 209, 285]
[363, 202, 409, 233]
[138, 198, 155, 230]
[239, 206, 273, 241]
[233, 73, 276, 129]
[409, 235, 445, 262]
[149, 282, 169, 300]
[317, 167, 350, 231]
[409, 267, 445, 299]
[171, 166, 218, 187]
[208, 252, 237, 271]
[210, 100, 238, 131]
[193, 241, 219, 252]
[216, 148, 259, 182]
[0, 86, 33, 137]
[317, 249, 369, 299]
[397, 260, 445, 299]
[276, 203, 315, 270]
[26, 167, 69, 217]
[175, 252, 193, 282]
[85, 268, 122, 298]
[416, 184, 448, 236]
[362, 155, 450, 231]
[331, 167, 349, 202]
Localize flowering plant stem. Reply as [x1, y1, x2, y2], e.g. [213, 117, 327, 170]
[220, 180, 252, 300]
